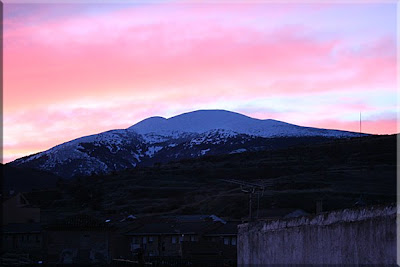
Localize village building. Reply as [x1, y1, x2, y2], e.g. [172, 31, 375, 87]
[121, 215, 238, 266]
[2, 223, 44, 262]
[44, 213, 113, 264]
[1, 192, 45, 264]
[203, 221, 239, 246]
[2, 192, 40, 225]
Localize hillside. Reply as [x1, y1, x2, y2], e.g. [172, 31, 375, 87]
[48, 134, 395, 220]
[2, 164, 59, 195]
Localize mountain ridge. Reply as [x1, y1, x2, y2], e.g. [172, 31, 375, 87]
[9, 109, 368, 178]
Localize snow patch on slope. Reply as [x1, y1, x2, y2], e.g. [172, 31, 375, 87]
[201, 149, 211, 155]
[145, 146, 163, 157]
[230, 148, 247, 154]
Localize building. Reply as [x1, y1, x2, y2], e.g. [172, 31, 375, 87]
[2, 193, 40, 225]
[126, 221, 217, 257]
[123, 215, 238, 266]
[203, 221, 239, 246]
[44, 213, 113, 264]
[2, 191, 45, 264]
[2, 223, 44, 262]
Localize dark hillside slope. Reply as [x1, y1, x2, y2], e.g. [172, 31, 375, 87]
[60, 134, 395, 219]
[2, 164, 60, 194]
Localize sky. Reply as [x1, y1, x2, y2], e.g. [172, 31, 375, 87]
[3, 2, 398, 163]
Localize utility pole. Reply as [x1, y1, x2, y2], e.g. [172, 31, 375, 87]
[249, 189, 253, 220]
[220, 179, 272, 221]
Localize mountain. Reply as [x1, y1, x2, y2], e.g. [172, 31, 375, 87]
[129, 110, 357, 137]
[9, 110, 366, 178]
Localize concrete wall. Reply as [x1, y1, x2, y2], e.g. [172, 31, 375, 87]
[238, 205, 396, 265]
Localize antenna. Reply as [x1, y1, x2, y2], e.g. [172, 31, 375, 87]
[220, 179, 272, 221]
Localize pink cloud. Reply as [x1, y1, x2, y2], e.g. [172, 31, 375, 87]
[306, 118, 397, 135]
[3, 4, 396, 162]
[5, 5, 396, 113]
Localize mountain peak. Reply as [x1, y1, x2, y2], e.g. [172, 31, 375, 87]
[129, 109, 265, 135]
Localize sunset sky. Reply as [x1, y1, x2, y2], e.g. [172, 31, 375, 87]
[3, 2, 397, 163]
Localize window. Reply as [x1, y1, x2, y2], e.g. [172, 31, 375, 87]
[143, 237, 147, 244]
[149, 236, 154, 243]
[231, 237, 237, 246]
[171, 236, 177, 244]
[223, 237, 229, 245]
[179, 235, 183, 243]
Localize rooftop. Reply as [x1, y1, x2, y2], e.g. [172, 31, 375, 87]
[3, 223, 42, 234]
[126, 221, 221, 236]
[46, 213, 112, 230]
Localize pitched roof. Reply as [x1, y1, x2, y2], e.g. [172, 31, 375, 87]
[1, 192, 34, 208]
[204, 221, 239, 236]
[46, 214, 112, 230]
[161, 214, 225, 223]
[126, 221, 220, 236]
[23, 190, 61, 208]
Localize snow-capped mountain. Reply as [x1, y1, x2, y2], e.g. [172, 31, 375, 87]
[9, 110, 366, 178]
[130, 110, 355, 137]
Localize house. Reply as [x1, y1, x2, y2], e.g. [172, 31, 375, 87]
[2, 223, 44, 262]
[22, 190, 61, 209]
[2, 192, 40, 225]
[2, 192, 44, 263]
[126, 221, 218, 257]
[203, 221, 239, 246]
[181, 221, 239, 266]
[124, 215, 224, 258]
[123, 215, 238, 266]
[161, 214, 226, 223]
[44, 213, 113, 264]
